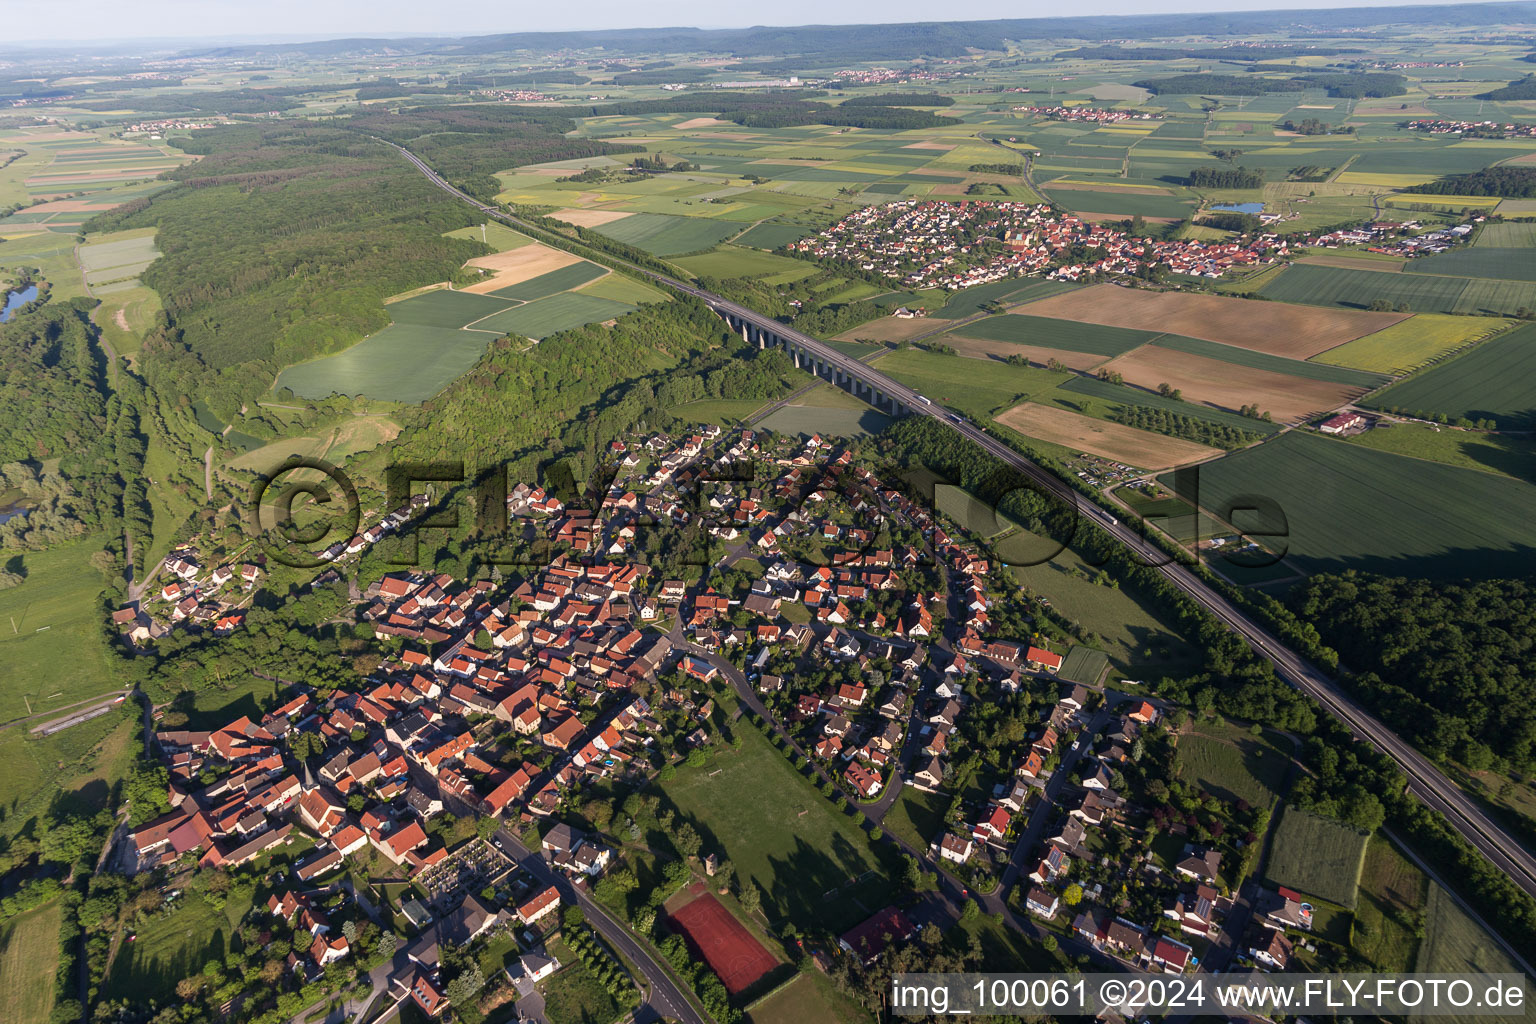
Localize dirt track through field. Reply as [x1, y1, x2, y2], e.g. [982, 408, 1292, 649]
[1096, 346, 1365, 422]
[1016, 283, 1409, 359]
[996, 402, 1222, 469]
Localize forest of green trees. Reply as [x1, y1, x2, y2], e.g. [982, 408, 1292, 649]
[1406, 166, 1536, 197]
[1292, 571, 1536, 774]
[1135, 72, 1404, 98]
[1188, 166, 1265, 189]
[1479, 74, 1536, 100]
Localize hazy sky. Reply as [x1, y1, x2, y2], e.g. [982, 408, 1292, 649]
[12, 0, 1474, 45]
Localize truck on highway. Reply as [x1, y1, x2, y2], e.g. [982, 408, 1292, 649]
[915, 395, 932, 405]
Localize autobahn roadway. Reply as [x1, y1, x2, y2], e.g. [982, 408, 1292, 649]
[381, 138, 1536, 906]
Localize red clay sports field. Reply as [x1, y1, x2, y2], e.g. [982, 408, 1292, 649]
[666, 884, 778, 994]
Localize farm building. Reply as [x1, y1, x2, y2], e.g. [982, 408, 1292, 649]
[1319, 412, 1366, 435]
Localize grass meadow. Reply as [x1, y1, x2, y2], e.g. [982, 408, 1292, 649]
[0, 901, 62, 1024]
[1412, 885, 1530, 1022]
[0, 538, 125, 721]
[881, 785, 949, 854]
[1175, 716, 1293, 808]
[1350, 837, 1426, 973]
[657, 714, 896, 935]
[539, 935, 624, 1024]
[1265, 806, 1369, 909]
[1011, 545, 1203, 676]
[930, 278, 1079, 320]
[473, 292, 635, 339]
[1344, 422, 1536, 482]
[744, 972, 869, 1024]
[872, 348, 1070, 419]
[670, 246, 818, 283]
[103, 886, 257, 1004]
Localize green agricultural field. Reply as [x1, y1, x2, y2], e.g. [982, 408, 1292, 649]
[658, 716, 897, 934]
[1055, 376, 1284, 434]
[1148, 336, 1389, 388]
[1175, 716, 1293, 808]
[78, 228, 160, 288]
[1345, 422, 1536, 482]
[487, 261, 606, 300]
[588, 211, 749, 255]
[1012, 545, 1203, 675]
[385, 289, 513, 328]
[0, 539, 125, 723]
[1043, 188, 1199, 220]
[473, 292, 635, 339]
[1261, 263, 1468, 312]
[948, 314, 1156, 357]
[275, 324, 492, 402]
[1261, 263, 1536, 316]
[1313, 314, 1511, 374]
[0, 229, 89, 301]
[1474, 221, 1536, 248]
[0, 901, 61, 1024]
[1406, 247, 1536, 282]
[671, 245, 818, 283]
[733, 221, 813, 250]
[1351, 837, 1426, 974]
[930, 278, 1080, 320]
[102, 874, 256, 1004]
[0, 710, 134, 865]
[1265, 806, 1369, 909]
[1414, 884, 1529, 1015]
[872, 348, 1069, 419]
[576, 272, 670, 305]
[1365, 322, 1536, 430]
[1180, 430, 1536, 579]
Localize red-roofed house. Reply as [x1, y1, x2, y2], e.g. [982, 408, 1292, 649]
[517, 885, 561, 926]
[1025, 646, 1063, 673]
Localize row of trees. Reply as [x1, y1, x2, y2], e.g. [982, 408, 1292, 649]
[1111, 406, 1262, 449]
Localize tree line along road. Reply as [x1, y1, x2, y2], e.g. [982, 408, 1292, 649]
[377, 138, 1536, 905]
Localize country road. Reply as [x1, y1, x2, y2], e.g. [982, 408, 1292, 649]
[379, 137, 1536, 905]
